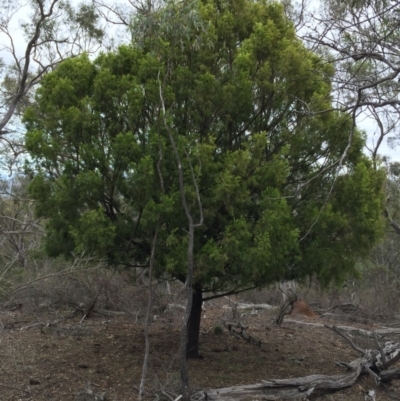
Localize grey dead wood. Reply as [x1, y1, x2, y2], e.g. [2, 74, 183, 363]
[92, 308, 127, 317]
[222, 303, 277, 311]
[284, 319, 400, 337]
[191, 363, 363, 401]
[190, 322, 400, 400]
[276, 290, 297, 325]
[167, 303, 186, 311]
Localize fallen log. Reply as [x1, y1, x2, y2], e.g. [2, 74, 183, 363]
[191, 361, 363, 400]
[222, 303, 277, 311]
[191, 354, 398, 400]
[93, 308, 127, 316]
[167, 303, 186, 311]
[190, 324, 400, 400]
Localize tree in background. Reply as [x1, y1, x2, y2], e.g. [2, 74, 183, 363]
[24, 0, 385, 359]
[300, 0, 400, 164]
[0, 0, 104, 173]
[299, 0, 400, 282]
[0, 175, 44, 296]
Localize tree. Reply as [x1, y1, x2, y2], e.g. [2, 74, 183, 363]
[301, 0, 400, 285]
[302, 0, 400, 164]
[24, 0, 385, 359]
[0, 0, 104, 174]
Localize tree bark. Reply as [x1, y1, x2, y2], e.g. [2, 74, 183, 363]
[186, 282, 203, 359]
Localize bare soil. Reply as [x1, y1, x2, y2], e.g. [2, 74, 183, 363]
[0, 300, 399, 401]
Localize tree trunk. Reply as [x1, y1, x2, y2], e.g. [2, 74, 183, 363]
[186, 283, 203, 359]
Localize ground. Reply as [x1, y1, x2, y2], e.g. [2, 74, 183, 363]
[0, 299, 399, 401]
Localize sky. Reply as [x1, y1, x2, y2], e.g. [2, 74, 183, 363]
[360, 117, 400, 163]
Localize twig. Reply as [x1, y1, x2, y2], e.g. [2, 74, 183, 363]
[0, 383, 28, 393]
[161, 390, 175, 401]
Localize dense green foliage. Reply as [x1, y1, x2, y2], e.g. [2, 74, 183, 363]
[24, 0, 385, 295]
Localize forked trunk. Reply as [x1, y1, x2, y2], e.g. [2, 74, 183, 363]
[186, 283, 203, 359]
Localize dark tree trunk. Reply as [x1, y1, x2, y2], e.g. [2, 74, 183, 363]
[186, 283, 203, 359]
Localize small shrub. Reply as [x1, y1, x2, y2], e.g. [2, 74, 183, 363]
[214, 325, 224, 335]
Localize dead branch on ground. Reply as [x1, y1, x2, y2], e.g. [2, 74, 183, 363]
[191, 323, 400, 400]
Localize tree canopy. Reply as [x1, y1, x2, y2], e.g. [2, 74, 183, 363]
[24, 0, 385, 356]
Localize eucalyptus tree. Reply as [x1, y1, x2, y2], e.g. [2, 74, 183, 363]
[0, 0, 104, 174]
[24, 0, 385, 360]
[296, 0, 400, 253]
[302, 0, 400, 163]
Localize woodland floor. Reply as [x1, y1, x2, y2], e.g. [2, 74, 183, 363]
[1, 299, 400, 401]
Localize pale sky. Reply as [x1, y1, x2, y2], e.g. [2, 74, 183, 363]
[359, 117, 400, 163]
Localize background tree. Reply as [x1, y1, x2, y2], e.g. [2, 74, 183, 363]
[301, 0, 400, 163]
[24, 0, 385, 359]
[298, 0, 400, 289]
[0, 0, 104, 174]
[0, 175, 43, 273]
